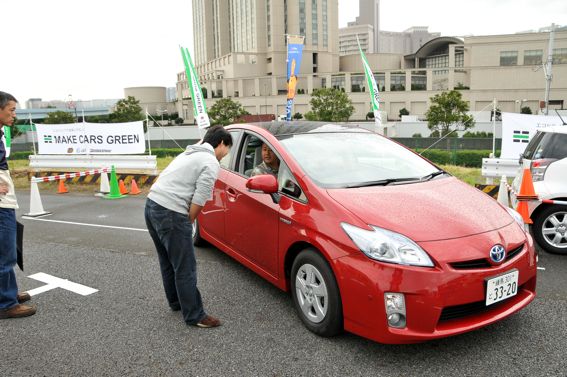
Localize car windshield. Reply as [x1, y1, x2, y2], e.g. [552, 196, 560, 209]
[279, 132, 441, 188]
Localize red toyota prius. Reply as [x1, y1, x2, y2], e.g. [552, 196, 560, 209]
[193, 122, 537, 344]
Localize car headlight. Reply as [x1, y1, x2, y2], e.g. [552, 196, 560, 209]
[341, 223, 434, 267]
[505, 206, 529, 232]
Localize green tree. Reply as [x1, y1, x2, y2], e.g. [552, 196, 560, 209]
[43, 111, 76, 124]
[521, 106, 532, 114]
[110, 96, 144, 123]
[304, 88, 354, 122]
[425, 90, 474, 136]
[399, 107, 410, 118]
[293, 112, 303, 120]
[208, 98, 249, 126]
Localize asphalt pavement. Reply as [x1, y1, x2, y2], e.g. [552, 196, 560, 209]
[1, 190, 566, 377]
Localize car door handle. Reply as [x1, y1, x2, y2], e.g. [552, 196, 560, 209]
[226, 187, 237, 202]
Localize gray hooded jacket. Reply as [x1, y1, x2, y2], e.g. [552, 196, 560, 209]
[148, 143, 219, 215]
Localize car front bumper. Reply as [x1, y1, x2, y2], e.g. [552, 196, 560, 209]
[333, 224, 537, 344]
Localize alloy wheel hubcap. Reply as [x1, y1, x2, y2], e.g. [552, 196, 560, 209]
[295, 263, 328, 323]
[542, 211, 567, 248]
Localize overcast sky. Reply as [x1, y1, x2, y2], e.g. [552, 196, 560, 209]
[2, 0, 565, 108]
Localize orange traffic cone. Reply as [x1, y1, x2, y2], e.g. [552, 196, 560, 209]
[516, 201, 533, 224]
[517, 168, 538, 200]
[118, 179, 129, 195]
[57, 179, 69, 194]
[129, 179, 141, 195]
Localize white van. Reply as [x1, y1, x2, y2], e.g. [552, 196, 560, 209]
[511, 126, 567, 254]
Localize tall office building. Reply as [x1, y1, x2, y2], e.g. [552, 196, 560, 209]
[190, 0, 339, 82]
[355, 0, 379, 52]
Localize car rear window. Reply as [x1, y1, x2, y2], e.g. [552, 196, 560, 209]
[524, 131, 567, 160]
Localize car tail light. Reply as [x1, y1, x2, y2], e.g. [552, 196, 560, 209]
[530, 158, 557, 182]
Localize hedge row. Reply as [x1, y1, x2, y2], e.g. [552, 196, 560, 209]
[415, 149, 497, 168]
[9, 148, 493, 168]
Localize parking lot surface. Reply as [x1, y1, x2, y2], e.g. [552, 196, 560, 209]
[2, 191, 567, 377]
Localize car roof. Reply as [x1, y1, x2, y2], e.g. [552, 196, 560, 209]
[537, 125, 567, 134]
[226, 121, 372, 137]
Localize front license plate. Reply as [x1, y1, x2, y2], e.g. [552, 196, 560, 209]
[485, 269, 519, 306]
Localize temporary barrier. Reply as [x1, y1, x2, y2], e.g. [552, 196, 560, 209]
[541, 199, 567, 206]
[496, 175, 510, 208]
[24, 167, 110, 218]
[31, 167, 111, 184]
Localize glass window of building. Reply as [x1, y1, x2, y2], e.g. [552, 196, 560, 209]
[322, 0, 328, 47]
[266, 0, 271, 48]
[299, 0, 306, 36]
[553, 48, 567, 64]
[390, 73, 405, 91]
[311, 0, 318, 46]
[331, 75, 345, 91]
[524, 49, 543, 65]
[374, 73, 385, 92]
[500, 51, 518, 66]
[351, 75, 365, 92]
[455, 53, 464, 67]
[411, 71, 427, 91]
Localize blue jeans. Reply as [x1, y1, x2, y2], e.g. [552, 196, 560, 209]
[0, 208, 19, 310]
[144, 199, 206, 325]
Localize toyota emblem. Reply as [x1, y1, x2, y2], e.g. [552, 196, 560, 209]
[489, 244, 506, 264]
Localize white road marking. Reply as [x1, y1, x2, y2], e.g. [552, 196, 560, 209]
[27, 273, 98, 296]
[22, 217, 148, 232]
[537, 267, 546, 271]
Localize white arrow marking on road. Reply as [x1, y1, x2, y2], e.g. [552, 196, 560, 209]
[27, 273, 98, 296]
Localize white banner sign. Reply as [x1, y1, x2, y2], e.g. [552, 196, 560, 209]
[500, 113, 563, 159]
[35, 121, 145, 155]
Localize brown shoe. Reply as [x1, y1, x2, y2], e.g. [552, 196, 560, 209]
[194, 315, 221, 328]
[17, 292, 31, 303]
[0, 304, 37, 319]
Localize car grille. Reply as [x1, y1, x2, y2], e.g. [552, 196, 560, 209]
[439, 284, 525, 322]
[449, 244, 525, 270]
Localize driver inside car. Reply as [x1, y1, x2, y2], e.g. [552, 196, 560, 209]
[251, 143, 280, 177]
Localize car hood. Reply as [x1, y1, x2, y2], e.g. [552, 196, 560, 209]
[327, 177, 513, 242]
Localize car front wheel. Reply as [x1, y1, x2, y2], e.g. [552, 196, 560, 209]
[533, 205, 567, 254]
[291, 248, 343, 337]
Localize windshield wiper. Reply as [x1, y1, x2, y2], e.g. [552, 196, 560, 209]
[420, 170, 447, 181]
[346, 177, 421, 188]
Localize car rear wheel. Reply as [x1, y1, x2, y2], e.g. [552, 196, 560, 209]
[532, 205, 567, 254]
[291, 248, 343, 337]
[192, 218, 206, 246]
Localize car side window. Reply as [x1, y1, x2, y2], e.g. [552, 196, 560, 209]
[278, 162, 307, 202]
[220, 131, 241, 169]
[240, 134, 264, 177]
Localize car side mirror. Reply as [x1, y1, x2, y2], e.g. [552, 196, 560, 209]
[246, 174, 278, 194]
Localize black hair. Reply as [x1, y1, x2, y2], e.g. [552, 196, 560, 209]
[0, 91, 18, 109]
[203, 125, 233, 148]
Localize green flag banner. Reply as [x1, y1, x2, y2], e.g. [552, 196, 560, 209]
[2, 126, 11, 158]
[357, 38, 382, 125]
[180, 46, 210, 136]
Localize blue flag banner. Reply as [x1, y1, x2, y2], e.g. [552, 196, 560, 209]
[285, 35, 305, 121]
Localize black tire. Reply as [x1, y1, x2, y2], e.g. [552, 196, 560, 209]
[532, 205, 567, 255]
[192, 218, 207, 247]
[291, 248, 343, 337]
